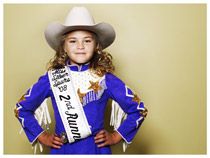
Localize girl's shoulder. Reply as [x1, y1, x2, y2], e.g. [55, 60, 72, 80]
[105, 72, 125, 86]
[105, 72, 121, 81]
[36, 72, 50, 84]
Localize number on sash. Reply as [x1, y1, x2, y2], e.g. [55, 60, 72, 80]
[59, 95, 71, 101]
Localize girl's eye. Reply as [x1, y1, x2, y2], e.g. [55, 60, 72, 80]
[69, 40, 76, 43]
[85, 40, 92, 43]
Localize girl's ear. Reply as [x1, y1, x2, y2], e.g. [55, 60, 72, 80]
[96, 43, 101, 51]
[96, 43, 99, 50]
[62, 37, 67, 52]
[63, 44, 67, 53]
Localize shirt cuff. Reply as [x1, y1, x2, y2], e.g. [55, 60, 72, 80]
[31, 130, 45, 145]
[115, 128, 132, 144]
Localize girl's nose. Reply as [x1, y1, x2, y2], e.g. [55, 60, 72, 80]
[77, 41, 84, 49]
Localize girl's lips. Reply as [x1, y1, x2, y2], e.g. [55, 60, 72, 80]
[76, 52, 85, 54]
[75, 54, 86, 56]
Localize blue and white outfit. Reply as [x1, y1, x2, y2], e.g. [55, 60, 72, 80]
[15, 63, 147, 154]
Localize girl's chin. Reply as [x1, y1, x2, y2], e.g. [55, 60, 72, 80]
[69, 56, 93, 65]
[70, 60, 89, 65]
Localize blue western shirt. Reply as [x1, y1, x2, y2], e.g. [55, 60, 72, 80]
[15, 64, 146, 154]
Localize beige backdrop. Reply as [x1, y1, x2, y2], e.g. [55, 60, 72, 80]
[4, 4, 206, 154]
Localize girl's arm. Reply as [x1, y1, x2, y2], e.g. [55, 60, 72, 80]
[14, 73, 51, 144]
[104, 73, 147, 145]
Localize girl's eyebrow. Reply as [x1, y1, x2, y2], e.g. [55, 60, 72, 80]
[84, 36, 94, 39]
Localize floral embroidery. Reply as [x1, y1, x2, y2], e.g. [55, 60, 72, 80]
[18, 94, 26, 102]
[132, 94, 141, 104]
[140, 107, 148, 118]
[14, 107, 19, 118]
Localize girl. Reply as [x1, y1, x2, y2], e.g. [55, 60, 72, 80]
[14, 6, 148, 154]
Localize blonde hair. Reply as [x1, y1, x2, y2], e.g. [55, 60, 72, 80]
[47, 31, 114, 76]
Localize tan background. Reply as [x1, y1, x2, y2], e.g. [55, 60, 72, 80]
[4, 4, 206, 154]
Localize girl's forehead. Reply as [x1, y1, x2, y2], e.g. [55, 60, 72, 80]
[65, 30, 95, 38]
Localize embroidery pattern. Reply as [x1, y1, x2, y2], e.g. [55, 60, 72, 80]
[14, 108, 19, 118]
[15, 103, 25, 127]
[77, 88, 86, 104]
[124, 85, 148, 128]
[18, 86, 33, 103]
[136, 102, 148, 128]
[132, 94, 141, 104]
[81, 79, 107, 106]
[140, 107, 148, 118]
[88, 81, 102, 93]
[18, 94, 26, 102]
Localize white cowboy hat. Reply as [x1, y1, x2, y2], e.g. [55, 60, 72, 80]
[44, 6, 116, 51]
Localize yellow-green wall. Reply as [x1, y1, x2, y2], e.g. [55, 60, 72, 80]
[4, 4, 206, 154]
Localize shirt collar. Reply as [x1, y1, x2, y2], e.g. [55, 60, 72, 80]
[66, 60, 90, 72]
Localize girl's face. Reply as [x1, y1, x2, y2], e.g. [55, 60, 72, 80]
[63, 30, 97, 65]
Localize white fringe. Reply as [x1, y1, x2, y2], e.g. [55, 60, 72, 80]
[19, 98, 51, 154]
[110, 100, 128, 152]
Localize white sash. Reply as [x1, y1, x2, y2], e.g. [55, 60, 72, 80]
[48, 66, 92, 143]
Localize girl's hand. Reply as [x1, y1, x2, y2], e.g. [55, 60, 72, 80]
[94, 129, 122, 148]
[38, 131, 63, 149]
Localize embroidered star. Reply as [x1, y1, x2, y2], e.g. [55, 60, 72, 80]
[140, 107, 148, 118]
[18, 94, 26, 103]
[14, 108, 19, 118]
[132, 94, 141, 104]
[88, 81, 102, 93]
[77, 88, 86, 103]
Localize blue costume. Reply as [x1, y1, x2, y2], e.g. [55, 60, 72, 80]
[15, 63, 147, 154]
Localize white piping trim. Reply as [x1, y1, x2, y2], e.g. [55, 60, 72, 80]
[115, 129, 132, 144]
[136, 116, 144, 128]
[16, 106, 22, 111]
[19, 116, 25, 128]
[125, 85, 134, 98]
[31, 130, 45, 144]
[137, 105, 145, 111]
[16, 103, 25, 127]
[16, 103, 23, 110]
[25, 86, 33, 97]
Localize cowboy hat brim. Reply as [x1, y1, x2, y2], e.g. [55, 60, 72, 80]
[44, 22, 116, 51]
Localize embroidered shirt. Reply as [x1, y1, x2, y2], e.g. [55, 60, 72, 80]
[15, 63, 146, 154]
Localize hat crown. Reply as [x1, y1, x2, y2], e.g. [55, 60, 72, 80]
[64, 7, 95, 26]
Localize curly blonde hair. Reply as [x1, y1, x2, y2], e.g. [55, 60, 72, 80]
[47, 31, 115, 76]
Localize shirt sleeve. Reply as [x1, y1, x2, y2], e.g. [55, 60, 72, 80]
[15, 72, 51, 144]
[105, 73, 147, 143]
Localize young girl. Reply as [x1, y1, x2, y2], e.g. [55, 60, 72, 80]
[14, 6, 148, 154]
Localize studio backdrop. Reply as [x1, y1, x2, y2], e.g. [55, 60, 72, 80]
[4, 4, 206, 154]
